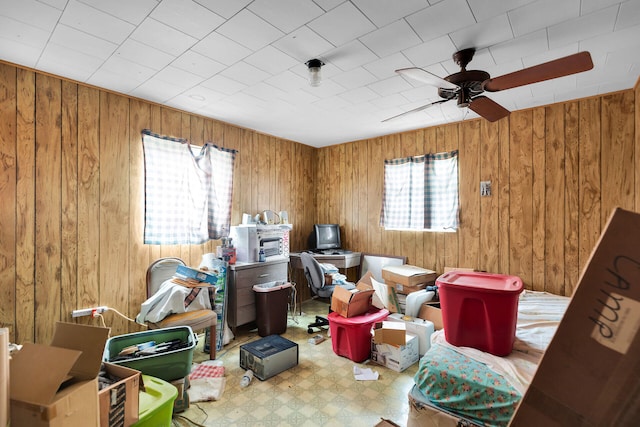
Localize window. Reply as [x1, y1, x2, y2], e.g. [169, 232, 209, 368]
[380, 150, 459, 231]
[142, 129, 237, 244]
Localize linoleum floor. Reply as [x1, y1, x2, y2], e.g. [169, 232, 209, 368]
[173, 298, 418, 427]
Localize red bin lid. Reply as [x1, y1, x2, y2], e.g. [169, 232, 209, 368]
[436, 271, 523, 293]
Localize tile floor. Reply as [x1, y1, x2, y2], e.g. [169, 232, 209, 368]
[173, 299, 418, 427]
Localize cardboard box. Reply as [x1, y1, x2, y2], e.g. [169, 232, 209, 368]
[510, 208, 640, 426]
[10, 322, 110, 427]
[99, 363, 141, 426]
[382, 265, 436, 294]
[330, 273, 376, 318]
[418, 304, 443, 330]
[387, 313, 435, 356]
[170, 377, 188, 413]
[175, 265, 217, 285]
[371, 322, 419, 372]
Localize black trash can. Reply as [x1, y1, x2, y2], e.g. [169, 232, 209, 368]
[253, 282, 292, 337]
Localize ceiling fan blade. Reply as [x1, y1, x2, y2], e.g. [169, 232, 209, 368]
[382, 99, 449, 123]
[396, 67, 459, 90]
[468, 96, 510, 122]
[483, 51, 593, 92]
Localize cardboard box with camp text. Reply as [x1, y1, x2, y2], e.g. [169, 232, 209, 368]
[510, 208, 640, 426]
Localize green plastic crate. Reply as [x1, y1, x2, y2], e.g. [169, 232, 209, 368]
[132, 375, 178, 427]
[104, 326, 196, 381]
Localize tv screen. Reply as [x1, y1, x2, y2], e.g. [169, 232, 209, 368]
[314, 224, 341, 250]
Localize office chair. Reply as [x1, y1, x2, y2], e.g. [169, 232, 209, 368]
[145, 257, 217, 359]
[300, 252, 355, 334]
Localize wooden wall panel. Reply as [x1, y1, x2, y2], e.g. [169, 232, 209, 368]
[15, 68, 36, 344]
[0, 64, 16, 337]
[61, 81, 78, 325]
[34, 74, 62, 343]
[0, 58, 638, 343]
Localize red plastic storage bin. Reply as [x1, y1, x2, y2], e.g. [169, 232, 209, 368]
[437, 271, 523, 356]
[328, 308, 389, 362]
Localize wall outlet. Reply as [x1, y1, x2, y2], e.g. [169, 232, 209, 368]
[480, 181, 491, 197]
[72, 306, 108, 317]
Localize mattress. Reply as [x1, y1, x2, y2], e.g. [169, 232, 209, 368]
[411, 290, 570, 427]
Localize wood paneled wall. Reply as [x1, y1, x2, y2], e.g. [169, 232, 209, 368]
[316, 88, 638, 298]
[0, 59, 638, 344]
[0, 62, 316, 344]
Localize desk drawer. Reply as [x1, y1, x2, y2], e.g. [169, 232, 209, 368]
[235, 263, 287, 288]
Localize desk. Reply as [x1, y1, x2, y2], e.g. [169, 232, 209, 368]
[289, 252, 361, 271]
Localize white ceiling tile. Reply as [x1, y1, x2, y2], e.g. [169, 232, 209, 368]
[50, 24, 118, 60]
[244, 46, 298, 75]
[581, 0, 622, 14]
[216, 9, 283, 51]
[0, 16, 50, 51]
[154, 65, 204, 89]
[77, 0, 157, 25]
[301, 79, 346, 97]
[579, 24, 640, 56]
[60, 0, 135, 44]
[548, 5, 618, 49]
[193, 0, 252, 19]
[368, 75, 414, 97]
[114, 39, 174, 70]
[265, 70, 309, 92]
[364, 52, 416, 79]
[402, 35, 459, 67]
[272, 26, 335, 62]
[37, 43, 102, 82]
[450, 13, 514, 51]
[615, 0, 640, 30]
[467, 0, 535, 22]
[201, 74, 247, 95]
[88, 56, 156, 90]
[351, 0, 429, 27]
[314, 95, 351, 111]
[359, 20, 422, 58]
[243, 82, 287, 102]
[339, 86, 379, 103]
[371, 93, 411, 108]
[1, 0, 61, 31]
[323, 40, 377, 71]
[220, 61, 271, 86]
[307, 2, 376, 46]
[508, 0, 580, 37]
[192, 32, 251, 66]
[131, 77, 186, 103]
[248, 0, 324, 33]
[277, 88, 320, 105]
[332, 67, 378, 90]
[0, 32, 43, 68]
[130, 18, 197, 56]
[89, 55, 157, 86]
[151, 0, 225, 39]
[313, 0, 346, 12]
[172, 50, 226, 78]
[39, 0, 68, 10]
[489, 29, 548, 64]
[406, 0, 476, 42]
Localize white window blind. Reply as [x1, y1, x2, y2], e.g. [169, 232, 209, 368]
[142, 130, 237, 244]
[380, 150, 459, 231]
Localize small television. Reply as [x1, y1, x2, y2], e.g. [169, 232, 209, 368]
[314, 224, 341, 251]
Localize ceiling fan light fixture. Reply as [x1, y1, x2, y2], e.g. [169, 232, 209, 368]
[305, 58, 324, 87]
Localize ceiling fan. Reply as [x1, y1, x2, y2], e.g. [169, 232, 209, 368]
[384, 48, 594, 123]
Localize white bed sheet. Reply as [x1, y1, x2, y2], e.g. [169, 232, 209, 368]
[430, 290, 570, 394]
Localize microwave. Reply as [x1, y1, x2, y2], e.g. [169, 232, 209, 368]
[230, 226, 289, 263]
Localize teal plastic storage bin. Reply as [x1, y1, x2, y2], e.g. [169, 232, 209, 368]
[132, 375, 178, 427]
[104, 326, 196, 381]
